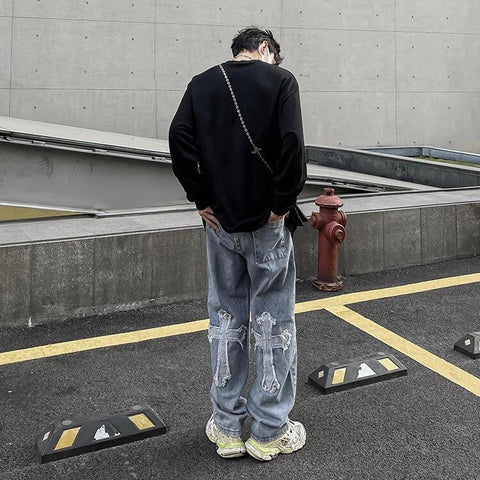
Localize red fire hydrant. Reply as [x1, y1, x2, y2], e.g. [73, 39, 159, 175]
[310, 188, 347, 291]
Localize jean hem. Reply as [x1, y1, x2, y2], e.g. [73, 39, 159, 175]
[250, 424, 288, 443]
[214, 419, 243, 438]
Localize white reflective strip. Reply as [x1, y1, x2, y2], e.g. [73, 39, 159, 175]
[357, 363, 376, 379]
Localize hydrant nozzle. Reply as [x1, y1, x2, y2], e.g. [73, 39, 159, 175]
[311, 188, 347, 292]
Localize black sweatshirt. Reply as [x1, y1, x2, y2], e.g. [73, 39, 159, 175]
[169, 60, 306, 233]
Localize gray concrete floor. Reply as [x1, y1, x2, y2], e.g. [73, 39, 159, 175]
[1, 257, 479, 479]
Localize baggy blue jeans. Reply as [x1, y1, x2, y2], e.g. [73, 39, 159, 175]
[206, 218, 297, 442]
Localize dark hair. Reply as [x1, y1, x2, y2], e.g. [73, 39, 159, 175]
[231, 27, 283, 65]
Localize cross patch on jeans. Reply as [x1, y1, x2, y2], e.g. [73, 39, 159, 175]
[208, 309, 247, 387]
[253, 312, 292, 394]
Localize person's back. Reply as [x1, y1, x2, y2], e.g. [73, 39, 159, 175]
[169, 27, 307, 462]
[170, 46, 305, 233]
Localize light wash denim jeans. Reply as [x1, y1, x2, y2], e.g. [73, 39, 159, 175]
[206, 218, 297, 442]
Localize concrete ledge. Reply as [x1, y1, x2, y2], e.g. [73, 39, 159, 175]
[0, 194, 479, 327]
[308, 145, 480, 188]
[367, 146, 480, 166]
[0, 228, 208, 327]
[295, 203, 480, 279]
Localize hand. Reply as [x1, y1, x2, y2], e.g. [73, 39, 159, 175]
[198, 207, 221, 232]
[269, 211, 287, 223]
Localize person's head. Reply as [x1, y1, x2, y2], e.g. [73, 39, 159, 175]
[231, 27, 283, 65]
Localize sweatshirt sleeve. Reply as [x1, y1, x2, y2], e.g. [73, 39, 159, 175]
[168, 83, 210, 210]
[271, 74, 307, 216]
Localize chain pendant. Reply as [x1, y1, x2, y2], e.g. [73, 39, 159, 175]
[219, 64, 273, 175]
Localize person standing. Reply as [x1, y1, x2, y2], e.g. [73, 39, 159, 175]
[169, 27, 306, 461]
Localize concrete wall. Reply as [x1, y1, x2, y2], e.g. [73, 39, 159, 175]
[0, 228, 208, 327]
[0, 142, 186, 211]
[295, 204, 480, 278]
[1, 202, 479, 327]
[1, 1, 479, 151]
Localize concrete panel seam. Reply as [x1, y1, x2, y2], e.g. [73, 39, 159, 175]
[28, 242, 34, 328]
[154, 21, 281, 29]
[92, 235, 96, 307]
[395, 29, 480, 37]
[454, 203, 458, 258]
[11, 16, 156, 25]
[149, 232, 154, 300]
[280, 0, 284, 48]
[8, 4, 13, 116]
[7, 17, 283, 29]
[395, 91, 480, 95]
[394, 0, 398, 145]
[382, 211, 386, 270]
[419, 208, 423, 264]
[282, 26, 395, 33]
[10, 88, 160, 92]
[12, 88, 480, 94]
[299, 90, 397, 93]
[153, 1, 158, 138]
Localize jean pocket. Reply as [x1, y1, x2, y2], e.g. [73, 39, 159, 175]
[253, 222, 288, 264]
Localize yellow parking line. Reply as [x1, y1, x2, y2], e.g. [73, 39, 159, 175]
[295, 272, 480, 313]
[0, 272, 479, 367]
[326, 305, 480, 397]
[0, 319, 209, 367]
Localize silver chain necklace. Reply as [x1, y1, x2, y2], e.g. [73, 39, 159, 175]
[219, 64, 273, 175]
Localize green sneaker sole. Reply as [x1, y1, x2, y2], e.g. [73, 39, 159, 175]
[245, 439, 283, 461]
[207, 433, 246, 458]
[217, 445, 247, 458]
[245, 432, 305, 462]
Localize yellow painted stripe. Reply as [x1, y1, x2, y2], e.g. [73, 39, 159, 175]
[0, 273, 478, 367]
[295, 273, 480, 314]
[54, 427, 81, 451]
[0, 319, 209, 367]
[326, 305, 480, 397]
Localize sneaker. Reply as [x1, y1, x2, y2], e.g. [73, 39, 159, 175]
[245, 420, 306, 461]
[205, 415, 246, 458]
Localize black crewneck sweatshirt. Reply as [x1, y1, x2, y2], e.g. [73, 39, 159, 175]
[169, 60, 306, 233]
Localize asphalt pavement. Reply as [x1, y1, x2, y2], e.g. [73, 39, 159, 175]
[1, 257, 479, 479]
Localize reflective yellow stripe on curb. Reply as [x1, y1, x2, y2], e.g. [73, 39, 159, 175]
[54, 427, 81, 451]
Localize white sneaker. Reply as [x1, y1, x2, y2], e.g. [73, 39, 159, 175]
[205, 415, 246, 458]
[245, 420, 306, 461]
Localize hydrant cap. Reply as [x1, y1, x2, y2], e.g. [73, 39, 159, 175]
[315, 188, 344, 208]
